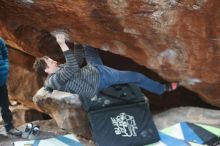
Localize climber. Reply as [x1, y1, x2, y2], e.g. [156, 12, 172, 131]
[0, 37, 22, 137]
[33, 34, 179, 98]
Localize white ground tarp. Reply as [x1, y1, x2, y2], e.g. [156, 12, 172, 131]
[14, 134, 82, 146]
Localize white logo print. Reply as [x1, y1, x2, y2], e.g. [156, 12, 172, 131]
[111, 113, 138, 137]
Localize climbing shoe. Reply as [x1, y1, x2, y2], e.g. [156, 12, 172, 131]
[166, 82, 179, 92]
[22, 123, 33, 139]
[28, 125, 40, 140]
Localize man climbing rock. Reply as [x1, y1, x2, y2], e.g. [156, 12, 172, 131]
[0, 37, 22, 137]
[33, 34, 179, 98]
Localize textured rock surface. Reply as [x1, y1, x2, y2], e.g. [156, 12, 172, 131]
[7, 48, 41, 110]
[33, 87, 91, 139]
[153, 106, 220, 130]
[0, 0, 220, 107]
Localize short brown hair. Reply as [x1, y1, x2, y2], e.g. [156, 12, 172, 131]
[33, 56, 48, 77]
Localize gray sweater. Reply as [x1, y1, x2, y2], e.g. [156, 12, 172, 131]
[45, 49, 100, 98]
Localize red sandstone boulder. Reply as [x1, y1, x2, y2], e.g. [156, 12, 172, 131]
[0, 0, 220, 107]
[33, 87, 91, 139]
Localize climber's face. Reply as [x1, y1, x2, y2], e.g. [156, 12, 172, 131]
[44, 57, 59, 74]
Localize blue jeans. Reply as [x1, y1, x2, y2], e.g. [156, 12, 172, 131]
[0, 84, 13, 131]
[83, 45, 166, 95]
